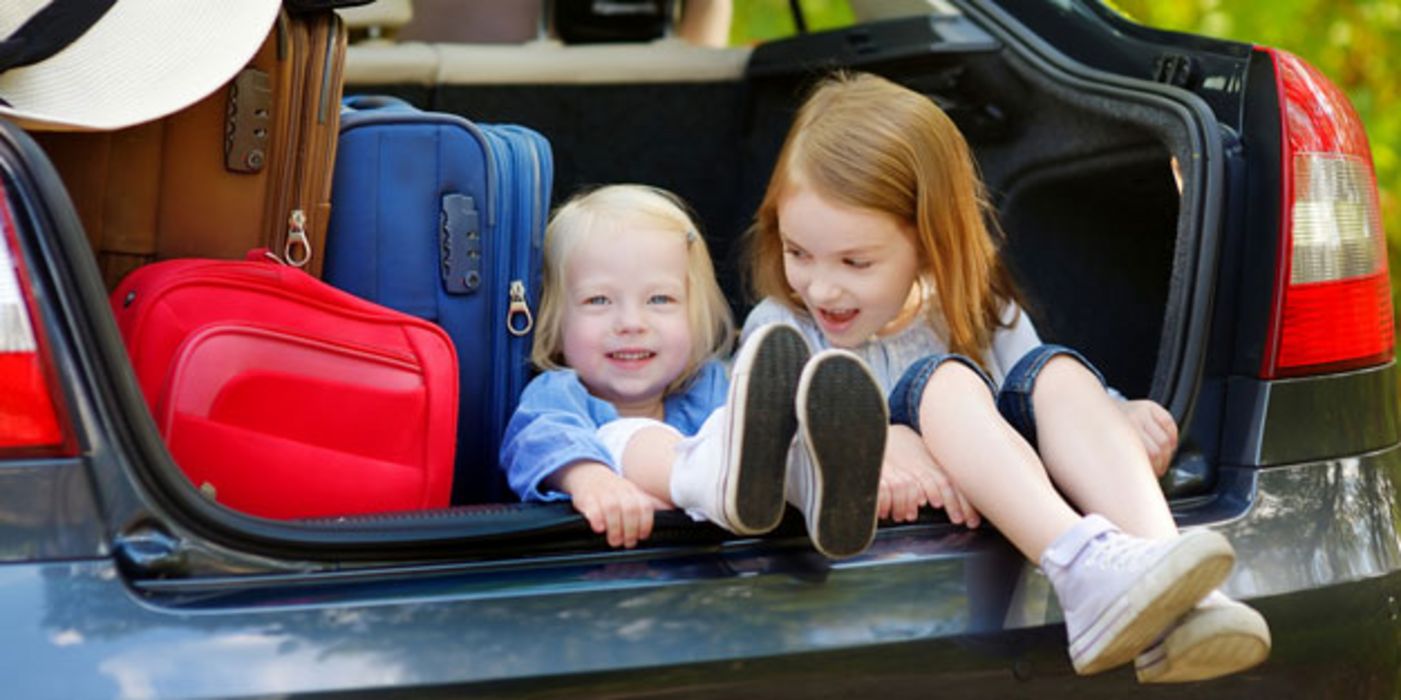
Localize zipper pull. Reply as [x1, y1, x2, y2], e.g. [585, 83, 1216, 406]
[507, 280, 533, 336]
[283, 209, 312, 268]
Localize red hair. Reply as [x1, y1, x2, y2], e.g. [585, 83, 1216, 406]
[747, 72, 1020, 364]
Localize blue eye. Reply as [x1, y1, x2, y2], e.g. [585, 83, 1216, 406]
[583, 295, 610, 306]
[648, 294, 678, 305]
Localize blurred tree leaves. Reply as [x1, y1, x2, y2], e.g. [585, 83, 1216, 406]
[1113, 0, 1401, 318]
[728, 0, 855, 45]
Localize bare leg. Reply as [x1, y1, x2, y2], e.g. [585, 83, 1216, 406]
[676, 0, 732, 47]
[618, 426, 683, 507]
[917, 363, 1081, 561]
[1032, 356, 1178, 540]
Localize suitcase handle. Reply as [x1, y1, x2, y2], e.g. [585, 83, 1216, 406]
[342, 94, 415, 113]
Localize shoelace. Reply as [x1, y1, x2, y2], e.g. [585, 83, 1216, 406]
[1083, 532, 1160, 571]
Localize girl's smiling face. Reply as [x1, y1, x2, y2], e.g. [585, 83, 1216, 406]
[560, 225, 693, 418]
[778, 185, 922, 348]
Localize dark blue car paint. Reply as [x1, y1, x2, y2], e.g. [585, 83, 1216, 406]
[6, 448, 1401, 697]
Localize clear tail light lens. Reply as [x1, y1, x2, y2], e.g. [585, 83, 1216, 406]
[1262, 49, 1394, 378]
[0, 184, 73, 455]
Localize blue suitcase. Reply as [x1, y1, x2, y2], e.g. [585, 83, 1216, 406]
[324, 95, 552, 504]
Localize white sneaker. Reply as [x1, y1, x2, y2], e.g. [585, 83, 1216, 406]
[1041, 515, 1236, 675]
[786, 350, 887, 559]
[670, 323, 809, 534]
[1135, 590, 1271, 683]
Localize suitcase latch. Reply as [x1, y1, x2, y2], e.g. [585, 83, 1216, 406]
[440, 193, 481, 294]
[225, 68, 273, 174]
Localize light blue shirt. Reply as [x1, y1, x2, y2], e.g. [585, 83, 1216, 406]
[500, 361, 729, 502]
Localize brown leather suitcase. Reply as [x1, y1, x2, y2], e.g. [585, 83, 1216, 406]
[34, 10, 348, 288]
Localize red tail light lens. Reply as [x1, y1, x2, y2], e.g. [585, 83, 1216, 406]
[0, 184, 74, 455]
[1262, 49, 1394, 378]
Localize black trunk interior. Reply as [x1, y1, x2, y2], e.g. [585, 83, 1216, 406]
[349, 51, 1178, 403]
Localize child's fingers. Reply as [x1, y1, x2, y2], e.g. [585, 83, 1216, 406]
[620, 498, 648, 548]
[637, 501, 655, 542]
[603, 501, 624, 548]
[1153, 456, 1171, 478]
[900, 472, 923, 522]
[910, 463, 943, 512]
[1156, 409, 1179, 444]
[939, 479, 964, 525]
[576, 496, 607, 535]
[887, 473, 912, 522]
[1135, 419, 1173, 476]
[1150, 446, 1172, 477]
[884, 466, 917, 521]
[1138, 416, 1170, 449]
[958, 491, 980, 529]
[877, 479, 893, 520]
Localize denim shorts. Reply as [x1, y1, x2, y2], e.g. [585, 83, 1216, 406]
[888, 344, 1105, 450]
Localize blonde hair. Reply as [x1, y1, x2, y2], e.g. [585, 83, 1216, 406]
[533, 184, 735, 393]
[747, 72, 1021, 364]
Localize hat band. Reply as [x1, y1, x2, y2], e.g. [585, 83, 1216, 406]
[0, 0, 117, 74]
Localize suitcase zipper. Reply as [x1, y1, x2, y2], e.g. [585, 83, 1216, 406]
[505, 131, 542, 340]
[507, 280, 532, 335]
[267, 12, 306, 266]
[277, 12, 345, 273]
[284, 209, 311, 267]
[486, 130, 515, 460]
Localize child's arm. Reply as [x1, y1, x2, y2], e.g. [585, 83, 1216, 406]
[548, 461, 670, 548]
[500, 371, 622, 501]
[881, 424, 982, 528]
[1118, 399, 1178, 477]
[501, 371, 673, 548]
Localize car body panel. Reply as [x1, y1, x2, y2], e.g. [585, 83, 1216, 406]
[7, 446, 1401, 697]
[0, 459, 105, 562]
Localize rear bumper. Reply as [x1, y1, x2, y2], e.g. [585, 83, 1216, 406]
[7, 445, 1399, 698]
[1214, 444, 1401, 600]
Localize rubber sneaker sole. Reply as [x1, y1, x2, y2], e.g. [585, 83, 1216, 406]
[794, 350, 887, 559]
[1071, 529, 1236, 676]
[724, 324, 809, 535]
[1134, 598, 1271, 683]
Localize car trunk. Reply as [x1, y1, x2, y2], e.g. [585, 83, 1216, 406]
[24, 7, 1228, 561]
[343, 10, 1212, 470]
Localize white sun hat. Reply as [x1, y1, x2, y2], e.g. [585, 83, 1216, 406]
[0, 0, 281, 132]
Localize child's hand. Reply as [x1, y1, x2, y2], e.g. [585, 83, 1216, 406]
[554, 461, 669, 548]
[1119, 399, 1178, 477]
[880, 425, 981, 528]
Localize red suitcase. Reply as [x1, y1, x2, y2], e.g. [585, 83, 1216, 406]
[111, 254, 458, 519]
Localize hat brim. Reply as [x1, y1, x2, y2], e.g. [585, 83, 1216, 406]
[0, 0, 281, 132]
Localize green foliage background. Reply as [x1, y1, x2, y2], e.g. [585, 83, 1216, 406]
[729, 0, 855, 42]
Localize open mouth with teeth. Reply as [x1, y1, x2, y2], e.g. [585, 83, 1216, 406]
[607, 350, 656, 363]
[817, 307, 859, 331]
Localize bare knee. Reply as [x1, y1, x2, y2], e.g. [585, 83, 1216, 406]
[919, 361, 995, 423]
[624, 426, 683, 462]
[1032, 355, 1097, 395]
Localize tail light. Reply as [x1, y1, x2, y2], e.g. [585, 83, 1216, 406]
[1261, 48, 1394, 378]
[0, 183, 74, 456]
